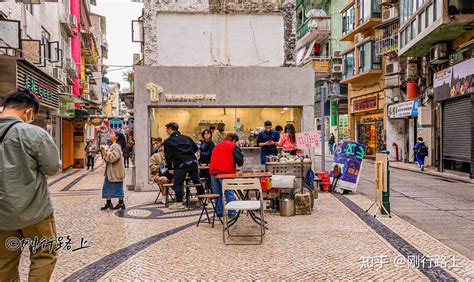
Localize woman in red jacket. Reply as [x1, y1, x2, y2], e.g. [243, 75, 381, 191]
[209, 132, 244, 217]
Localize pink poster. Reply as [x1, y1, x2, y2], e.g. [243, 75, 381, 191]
[296, 131, 321, 149]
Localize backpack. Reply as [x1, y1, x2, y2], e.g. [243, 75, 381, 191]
[417, 143, 428, 156]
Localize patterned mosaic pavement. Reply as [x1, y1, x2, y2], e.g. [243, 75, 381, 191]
[12, 159, 473, 280]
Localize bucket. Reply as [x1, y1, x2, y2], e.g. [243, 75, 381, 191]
[280, 198, 295, 217]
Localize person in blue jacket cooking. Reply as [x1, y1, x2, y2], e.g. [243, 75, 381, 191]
[257, 120, 280, 164]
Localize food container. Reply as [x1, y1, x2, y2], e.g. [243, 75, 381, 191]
[280, 198, 295, 217]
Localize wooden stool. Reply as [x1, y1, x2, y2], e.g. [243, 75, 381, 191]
[196, 194, 221, 227]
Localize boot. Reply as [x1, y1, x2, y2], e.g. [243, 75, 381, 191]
[101, 200, 113, 210]
[112, 200, 126, 210]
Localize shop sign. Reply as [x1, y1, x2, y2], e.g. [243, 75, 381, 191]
[388, 99, 420, 119]
[331, 141, 366, 192]
[330, 100, 338, 126]
[147, 82, 217, 102]
[23, 74, 54, 101]
[434, 58, 474, 102]
[296, 131, 321, 149]
[59, 96, 75, 118]
[164, 94, 216, 102]
[353, 96, 378, 113]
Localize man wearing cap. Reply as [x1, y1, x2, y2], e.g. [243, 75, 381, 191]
[163, 122, 204, 209]
[257, 120, 280, 164]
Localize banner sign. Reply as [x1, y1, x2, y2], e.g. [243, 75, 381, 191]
[331, 141, 366, 192]
[296, 131, 321, 149]
[388, 99, 420, 119]
[433, 58, 474, 102]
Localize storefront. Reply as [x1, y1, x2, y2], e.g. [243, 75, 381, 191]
[134, 66, 315, 191]
[351, 93, 385, 157]
[434, 58, 474, 178]
[387, 99, 421, 162]
[0, 58, 61, 148]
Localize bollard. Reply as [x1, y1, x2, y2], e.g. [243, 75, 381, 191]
[381, 151, 391, 215]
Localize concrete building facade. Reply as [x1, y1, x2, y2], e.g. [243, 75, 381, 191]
[133, 0, 315, 191]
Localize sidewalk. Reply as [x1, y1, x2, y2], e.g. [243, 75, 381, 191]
[24, 157, 473, 280]
[381, 160, 472, 184]
[315, 154, 473, 184]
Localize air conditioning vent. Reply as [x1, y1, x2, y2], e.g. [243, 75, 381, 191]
[385, 62, 400, 75]
[354, 33, 364, 44]
[332, 50, 342, 59]
[332, 64, 343, 73]
[382, 6, 399, 21]
[68, 15, 77, 28]
[430, 43, 448, 64]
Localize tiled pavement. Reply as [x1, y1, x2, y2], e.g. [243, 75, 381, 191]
[14, 159, 473, 280]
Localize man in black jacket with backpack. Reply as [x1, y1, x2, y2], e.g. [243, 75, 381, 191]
[163, 122, 204, 210]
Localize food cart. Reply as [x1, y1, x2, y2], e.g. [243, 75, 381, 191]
[264, 154, 315, 215]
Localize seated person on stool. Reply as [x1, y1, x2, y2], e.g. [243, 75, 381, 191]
[149, 147, 172, 204]
[210, 132, 244, 218]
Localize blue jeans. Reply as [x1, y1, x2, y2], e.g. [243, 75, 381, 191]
[415, 154, 425, 167]
[211, 174, 236, 217]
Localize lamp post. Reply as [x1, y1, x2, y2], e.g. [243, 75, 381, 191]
[319, 80, 342, 171]
[320, 82, 327, 171]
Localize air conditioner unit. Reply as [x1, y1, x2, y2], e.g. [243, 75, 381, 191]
[332, 64, 343, 73]
[68, 15, 77, 28]
[83, 82, 90, 93]
[354, 33, 364, 44]
[382, 6, 399, 20]
[430, 43, 448, 64]
[385, 61, 400, 75]
[332, 50, 342, 59]
[52, 67, 64, 81]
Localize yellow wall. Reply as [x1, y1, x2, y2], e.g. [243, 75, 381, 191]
[150, 107, 302, 141]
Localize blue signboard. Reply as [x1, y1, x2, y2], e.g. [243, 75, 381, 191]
[331, 141, 366, 191]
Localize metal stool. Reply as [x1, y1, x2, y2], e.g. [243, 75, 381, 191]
[196, 194, 222, 227]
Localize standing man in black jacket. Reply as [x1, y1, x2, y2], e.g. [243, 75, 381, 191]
[163, 122, 204, 210]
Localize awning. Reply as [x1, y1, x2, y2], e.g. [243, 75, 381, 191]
[80, 97, 100, 105]
[75, 109, 91, 118]
[59, 93, 84, 104]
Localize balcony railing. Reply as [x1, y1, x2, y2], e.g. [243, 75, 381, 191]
[375, 35, 398, 56]
[297, 16, 331, 41]
[310, 56, 331, 73]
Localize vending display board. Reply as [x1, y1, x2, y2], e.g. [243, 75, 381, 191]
[331, 141, 366, 192]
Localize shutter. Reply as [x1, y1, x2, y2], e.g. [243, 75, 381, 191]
[442, 96, 471, 162]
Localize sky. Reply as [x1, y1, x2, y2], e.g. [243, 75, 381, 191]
[92, 0, 143, 91]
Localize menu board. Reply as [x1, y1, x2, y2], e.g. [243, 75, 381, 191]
[331, 141, 366, 192]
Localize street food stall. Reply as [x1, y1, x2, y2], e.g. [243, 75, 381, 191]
[133, 66, 315, 191]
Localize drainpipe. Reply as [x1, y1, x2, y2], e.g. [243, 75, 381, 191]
[392, 143, 399, 161]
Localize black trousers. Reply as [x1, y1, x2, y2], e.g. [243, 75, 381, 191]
[173, 162, 204, 203]
[87, 155, 95, 170]
[124, 157, 130, 168]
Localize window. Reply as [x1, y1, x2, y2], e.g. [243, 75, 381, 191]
[41, 29, 51, 62]
[343, 51, 355, 79]
[427, 4, 433, 25]
[411, 20, 416, 37]
[357, 0, 380, 26]
[419, 12, 425, 32]
[400, 30, 405, 48]
[358, 42, 381, 73]
[342, 5, 356, 35]
[433, 0, 437, 21]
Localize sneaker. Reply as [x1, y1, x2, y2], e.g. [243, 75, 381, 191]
[421, 165, 424, 171]
[160, 197, 167, 205]
[169, 202, 186, 210]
